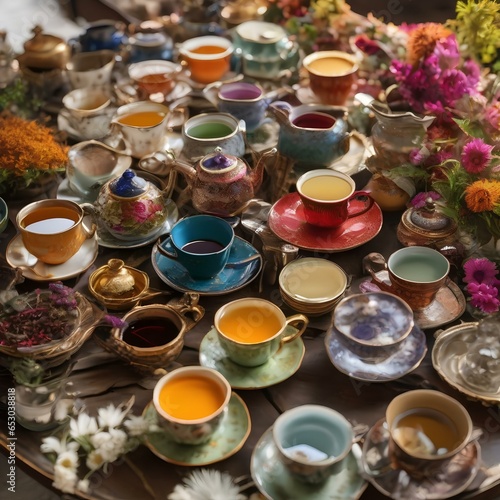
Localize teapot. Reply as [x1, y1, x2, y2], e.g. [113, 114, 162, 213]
[139, 147, 276, 217]
[17, 25, 70, 70]
[268, 102, 349, 171]
[83, 169, 176, 241]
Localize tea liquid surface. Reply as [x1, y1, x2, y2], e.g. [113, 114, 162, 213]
[123, 318, 178, 348]
[118, 111, 166, 127]
[392, 257, 444, 282]
[182, 240, 225, 254]
[300, 176, 352, 201]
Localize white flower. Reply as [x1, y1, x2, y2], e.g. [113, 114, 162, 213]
[97, 403, 128, 429]
[41, 436, 79, 455]
[55, 450, 79, 472]
[86, 450, 106, 471]
[168, 470, 247, 500]
[70, 412, 98, 439]
[77, 479, 90, 493]
[53, 464, 78, 494]
[90, 429, 127, 463]
[123, 415, 151, 436]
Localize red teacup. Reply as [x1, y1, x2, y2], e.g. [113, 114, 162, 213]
[296, 169, 373, 228]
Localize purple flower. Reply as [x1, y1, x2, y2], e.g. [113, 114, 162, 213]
[466, 282, 500, 314]
[462, 59, 481, 88]
[441, 69, 470, 104]
[461, 138, 494, 174]
[410, 191, 441, 208]
[433, 36, 460, 70]
[463, 257, 499, 285]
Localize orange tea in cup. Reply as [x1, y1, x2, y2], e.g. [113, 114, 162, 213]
[117, 111, 166, 127]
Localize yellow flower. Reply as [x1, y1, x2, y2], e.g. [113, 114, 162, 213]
[465, 179, 500, 212]
[406, 23, 453, 67]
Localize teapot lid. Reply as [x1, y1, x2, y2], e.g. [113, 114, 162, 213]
[401, 198, 457, 237]
[200, 148, 238, 173]
[235, 21, 286, 44]
[23, 25, 66, 53]
[110, 169, 148, 197]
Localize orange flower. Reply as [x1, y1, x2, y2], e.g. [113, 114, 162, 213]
[465, 179, 500, 212]
[406, 23, 452, 67]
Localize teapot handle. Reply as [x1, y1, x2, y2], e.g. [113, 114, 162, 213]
[268, 101, 292, 124]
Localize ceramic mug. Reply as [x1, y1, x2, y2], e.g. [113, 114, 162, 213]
[296, 169, 373, 228]
[16, 199, 96, 265]
[214, 297, 308, 367]
[273, 404, 354, 484]
[156, 215, 235, 279]
[66, 49, 116, 88]
[302, 50, 358, 105]
[385, 390, 475, 479]
[178, 35, 233, 84]
[111, 101, 172, 158]
[182, 112, 246, 160]
[364, 246, 450, 310]
[61, 86, 114, 140]
[153, 366, 231, 445]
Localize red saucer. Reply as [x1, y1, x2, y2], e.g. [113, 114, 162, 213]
[268, 192, 383, 252]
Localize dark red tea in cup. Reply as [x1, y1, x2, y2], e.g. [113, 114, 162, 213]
[122, 318, 179, 348]
[293, 113, 336, 129]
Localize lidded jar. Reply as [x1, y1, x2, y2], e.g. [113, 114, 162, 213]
[397, 197, 457, 249]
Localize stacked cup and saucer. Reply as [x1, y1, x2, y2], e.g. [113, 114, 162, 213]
[361, 390, 482, 499]
[324, 291, 427, 383]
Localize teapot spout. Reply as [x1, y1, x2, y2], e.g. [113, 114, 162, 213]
[249, 147, 277, 192]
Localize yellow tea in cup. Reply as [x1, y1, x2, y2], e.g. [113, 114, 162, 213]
[306, 56, 355, 76]
[300, 175, 352, 201]
[117, 111, 166, 127]
[217, 304, 284, 344]
[158, 374, 227, 420]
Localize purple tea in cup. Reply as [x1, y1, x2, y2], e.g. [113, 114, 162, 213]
[292, 113, 336, 129]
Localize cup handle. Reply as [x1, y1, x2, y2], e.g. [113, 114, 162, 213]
[155, 236, 178, 259]
[281, 314, 309, 344]
[362, 252, 393, 292]
[81, 203, 97, 238]
[346, 191, 374, 220]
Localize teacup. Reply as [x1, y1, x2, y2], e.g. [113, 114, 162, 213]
[364, 246, 450, 310]
[182, 112, 246, 160]
[111, 101, 171, 158]
[128, 59, 182, 99]
[153, 366, 231, 444]
[156, 215, 235, 279]
[385, 390, 474, 478]
[273, 404, 354, 484]
[302, 50, 358, 105]
[216, 82, 269, 132]
[16, 199, 96, 265]
[332, 291, 414, 363]
[296, 169, 373, 228]
[178, 35, 233, 84]
[214, 297, 308, 367]
[61, 86, 114, 140]
[66, 50, 116, 89]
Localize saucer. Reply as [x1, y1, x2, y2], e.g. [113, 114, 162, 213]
[324, 325, 427, 382]
[57, 108, 116, 142]
[143, 392, 250, 466]
[199, 327, 305, 389]
[432, 322, 500, 406]
[151, 236, 262, 295]
[365, 270, 466, 330]
[361, 418, 480, 499]
[251, 427, 367, 500]
[268, 192, 383, 252]
[6, 234, 98, 282]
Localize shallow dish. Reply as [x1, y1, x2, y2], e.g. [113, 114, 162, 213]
[333, 292, 414, 363]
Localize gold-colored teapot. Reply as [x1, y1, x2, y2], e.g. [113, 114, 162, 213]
[17, 25, 70, 70]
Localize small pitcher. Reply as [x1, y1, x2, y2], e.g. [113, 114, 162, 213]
[269, 101, 349, 171]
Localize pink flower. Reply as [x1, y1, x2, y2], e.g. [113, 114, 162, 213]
[410, 191, 441, 208]
[466, 282, 500, 314]
[409, 147, 428, 165]
[461, 138, 494, 174]
[433, 36, 460, 70]
[463, 257, 499, 285]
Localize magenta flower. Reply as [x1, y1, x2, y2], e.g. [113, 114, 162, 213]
[462, 59, 481, 88]
[410, 191, 441, 208]
[409, 147, 428, 165]
[433, 36, 460, 70]
[463, 257, 499, 285]
[466, 282, 500, 314]
[461, 138, 494, 174]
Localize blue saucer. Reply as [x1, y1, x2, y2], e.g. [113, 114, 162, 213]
[151, 236, 262, 295]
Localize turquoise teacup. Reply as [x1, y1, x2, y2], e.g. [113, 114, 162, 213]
[273, 404, 354, 484]
[156, 215, 234, 279]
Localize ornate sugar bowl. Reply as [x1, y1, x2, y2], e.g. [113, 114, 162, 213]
[85, 169, 176, 241]
[397, 197, 458, 250]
